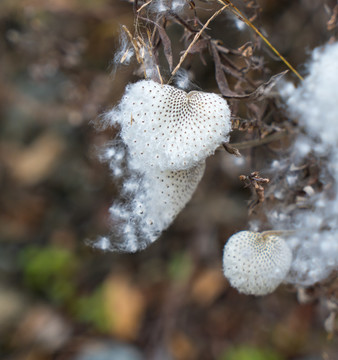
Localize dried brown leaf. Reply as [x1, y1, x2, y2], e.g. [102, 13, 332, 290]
[156, 24, 173, 71]
[185, 39, 209, 54]
[210, 42, 234, 97]
[253, 70, 288, 98]
[211, 43, 254, 98]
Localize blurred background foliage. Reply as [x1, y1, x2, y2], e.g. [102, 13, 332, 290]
[220, 346, 283, 360]
[0, 0, 337, 359]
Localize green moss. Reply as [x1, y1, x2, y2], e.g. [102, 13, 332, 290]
[20, 245, 111, 333]
[20, 245, 78, 304]
[167, 251, 193, 283]
[74, 287, 110, 333]
[219, 345, 284, 360]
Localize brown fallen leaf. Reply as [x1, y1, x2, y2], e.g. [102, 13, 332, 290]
[170, 331, 197, 360]
[191, 268, 226, 306]
[2, 132, 65, 186]
[103, 274, 145, 340]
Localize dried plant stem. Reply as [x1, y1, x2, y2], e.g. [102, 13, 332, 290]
[122, 25, 148, 78]
[137, 0, 153, 13]
[156, 65, 163, 84]
[168, 4, 229, 83]
[217, 0, 304, 81]
[230, 130, 288, 150]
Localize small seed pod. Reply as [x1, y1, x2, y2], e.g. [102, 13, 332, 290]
[223, 231, 292, 295]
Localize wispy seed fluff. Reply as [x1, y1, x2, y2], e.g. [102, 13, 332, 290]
[223, 231, 292, 295]
[149, 0, 187, 15]
[271, 42, 338, 285]
[97, 152, 205, 252]
[95, 80, 231, 252]
[104, 80, 231, 171]
[283, 42, 338, 148]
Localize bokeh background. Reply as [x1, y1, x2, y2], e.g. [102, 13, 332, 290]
[0, 1, 337, 359]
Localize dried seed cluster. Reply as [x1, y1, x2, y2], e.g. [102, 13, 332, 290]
[109, 80, 231, 171]
[223, 231, 292, 295]
[95, 80, 231, 252]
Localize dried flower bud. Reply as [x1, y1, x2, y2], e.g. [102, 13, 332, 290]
[223, 231, 292, 295]
[104, 80, 231, 171]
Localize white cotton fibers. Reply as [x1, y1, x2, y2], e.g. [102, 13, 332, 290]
[103, 162, 206, 252]
[285, 42, 338, 148]
[94, 80, 231, 252]
[149, 0, 187, 15]
[223, 231, 292, 295]
[104, 80, 231, 171]
[271, 42, 338, 286]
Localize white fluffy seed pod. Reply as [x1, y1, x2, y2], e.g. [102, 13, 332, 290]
[105, 79, 231, 171]
[223, 231, 292, 295]
[93, 159, 206, 252]
[139, 163, 206, 229]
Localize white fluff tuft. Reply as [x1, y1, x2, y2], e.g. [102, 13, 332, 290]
[223, 231, 292, 295]
[173, 69, 195, 91]
[95, 140, 205, 252]
[113, 30, 135, 66]
[149, 0, 187, 15]
[273, 42, 338, 286]
[286, 42, 338, 148]
[105, 162, 205, 252]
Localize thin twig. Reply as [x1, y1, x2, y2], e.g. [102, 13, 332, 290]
[168, 11, 199, 33]
[229, 130, 288, 150]
[156, 65, 163, 84]
[137, 0, 153, 13]
[168, 5, 229, 83]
